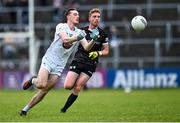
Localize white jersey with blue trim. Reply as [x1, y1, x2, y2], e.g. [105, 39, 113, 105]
[43, 23, 81, 68]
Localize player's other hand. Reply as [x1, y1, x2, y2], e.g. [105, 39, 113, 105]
[90, 28, 100, 44]
[77, 30, 87, 41]
[90, 32, 99, 41]
[89, 51, 99, 60]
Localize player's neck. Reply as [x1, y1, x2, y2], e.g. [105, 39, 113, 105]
[89, 24, 98, 30]
[67, 22, 76, 31]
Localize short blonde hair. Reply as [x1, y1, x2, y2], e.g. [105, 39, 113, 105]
[89, 8, 101, 17]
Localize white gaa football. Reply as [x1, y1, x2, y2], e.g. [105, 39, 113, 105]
[131, 15, 147, 32]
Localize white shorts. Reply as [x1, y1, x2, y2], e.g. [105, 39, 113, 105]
[41, 56, 64, 76]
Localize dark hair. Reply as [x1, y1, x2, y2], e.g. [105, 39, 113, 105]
[64, 8, 77, 17]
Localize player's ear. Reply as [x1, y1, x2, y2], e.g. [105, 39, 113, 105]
[62, 10, 67, 23]
[88, 16, 91, 22]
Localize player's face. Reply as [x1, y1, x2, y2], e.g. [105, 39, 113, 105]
[67, 10, 79, 25]
[89, 12, 101, 27]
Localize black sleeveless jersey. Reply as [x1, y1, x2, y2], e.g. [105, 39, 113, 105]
[72, 26, 108, 66]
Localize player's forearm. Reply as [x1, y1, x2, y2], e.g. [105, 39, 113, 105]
[62, 36, 78, 44]
[98, 49, 109, 56]
[83, 40, 95, 51]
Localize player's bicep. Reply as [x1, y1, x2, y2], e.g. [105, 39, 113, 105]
[56, 24, 69, 43]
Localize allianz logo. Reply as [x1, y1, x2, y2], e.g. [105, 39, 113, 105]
[113, 70, 178, 88]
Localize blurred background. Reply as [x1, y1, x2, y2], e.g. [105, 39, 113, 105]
[0, 0, 180, 90]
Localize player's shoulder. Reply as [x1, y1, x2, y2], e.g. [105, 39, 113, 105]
[97, 27, 108, 37]
[97, 27, 106, 34]
[74, 27, 82, 34]
[75, 27, 82, 31]
[81, 26, 89, 31]
[56, 23, 67, 28]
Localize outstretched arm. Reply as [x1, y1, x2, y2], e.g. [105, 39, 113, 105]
[59, 32, 77, 44]
[80, 39, 95, 51]
[59, 30, 86, 44]
[80, 29, 102, 51]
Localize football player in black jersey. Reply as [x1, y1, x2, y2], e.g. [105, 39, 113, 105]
[60, 8, 109, 113]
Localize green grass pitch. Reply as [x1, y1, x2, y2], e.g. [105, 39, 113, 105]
[0, 88, 180, 122]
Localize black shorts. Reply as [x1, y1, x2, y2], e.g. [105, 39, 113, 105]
[69, 61, 96, 77]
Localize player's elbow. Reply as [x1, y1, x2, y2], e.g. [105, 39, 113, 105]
[62, 38, 70, 43]
[104, 50, 109, 56]
[102, 50, 109, 56]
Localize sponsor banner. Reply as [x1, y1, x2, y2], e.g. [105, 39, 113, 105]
[0, 71, 3, 88]
[1, 67, 180, 89]
[87, 68, 106, 88]
[21, 72, 32, 86]
[3, 71, 23, 89]
[107, 68, 180, 88]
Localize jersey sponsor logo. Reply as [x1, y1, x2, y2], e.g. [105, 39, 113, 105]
[70, 65, 76, 69]
[87, 71, 104, 88]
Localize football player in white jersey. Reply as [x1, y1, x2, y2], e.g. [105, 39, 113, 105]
[20, 8, 98, 116]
